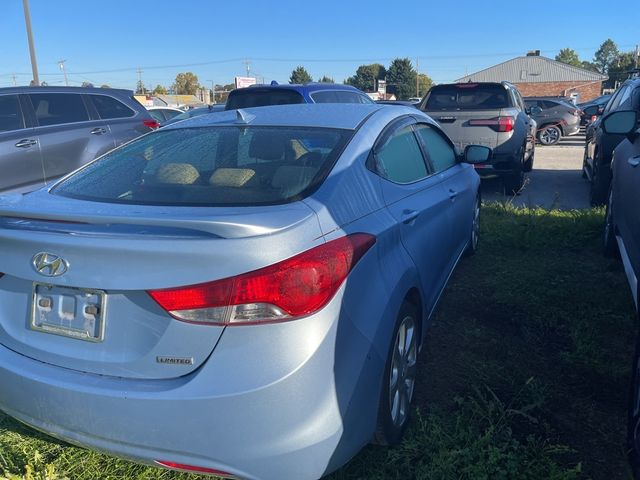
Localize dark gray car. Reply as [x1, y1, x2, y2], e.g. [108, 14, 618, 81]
[0, 86, 155, 194]
[419, 82, 536, 193]
[523, 97, 581, 145]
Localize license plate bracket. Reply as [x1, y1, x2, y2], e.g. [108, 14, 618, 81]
[30, 283, 106, 342]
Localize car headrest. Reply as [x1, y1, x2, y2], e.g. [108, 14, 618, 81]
[209, 168, 258, 187]
[154, 163, 200, 184]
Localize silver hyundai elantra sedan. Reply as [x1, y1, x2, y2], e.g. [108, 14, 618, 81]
[0, 104, 487, 479]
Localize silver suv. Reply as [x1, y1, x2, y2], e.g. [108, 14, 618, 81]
[0, 86, 156, 194]
[420, 82, 537, 193]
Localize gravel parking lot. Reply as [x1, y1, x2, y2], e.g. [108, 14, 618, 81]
[482, 132, 590, 210]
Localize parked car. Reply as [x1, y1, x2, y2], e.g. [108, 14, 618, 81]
[162, 104, 225, 126]
[599, 110, 640, 476]
[419, 82, 536, 193]
[146, 106, 184, 123]
[376, 100, 419, 107]
[0, 103, 489, 480]
[523, 97, 581, 145]
[578, 94, 612, 126]
[225, 82, 373, 110]
[0, 86, 156, 194]
[583, 77, 640, 205]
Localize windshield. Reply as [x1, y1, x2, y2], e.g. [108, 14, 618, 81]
[424, 84, 510, 110]
[52, 126, 351, 206]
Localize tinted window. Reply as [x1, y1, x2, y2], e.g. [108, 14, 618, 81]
[415, 124, 457, 172]
[605, 86, 627, 113]
[0, 95, 23, 132]
[375, 126, 427, 183]
[424, 84, 510, 110]
[52, 126, 351, 206]
[30, 93, 89, 126]
[91, 94, 135, 119]
[311, 90, 373, 104]
[148, 109, 165, 123]
[225, 89, 305, 110]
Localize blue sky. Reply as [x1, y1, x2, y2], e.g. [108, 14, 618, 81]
[1, 0, 638, 90]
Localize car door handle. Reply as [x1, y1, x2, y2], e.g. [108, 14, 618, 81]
[448, 188, 459, 199]
[15, 139, 38, 148]
[90, 127, 107, 135]
[629, 157, 640, 168]
[402, 210, 420, 224]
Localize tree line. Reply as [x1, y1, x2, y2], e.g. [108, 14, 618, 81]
[555, 38, 637, 88]
[136, 57, 433, 101]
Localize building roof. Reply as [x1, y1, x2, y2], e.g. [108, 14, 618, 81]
[456, 55, 608, 84]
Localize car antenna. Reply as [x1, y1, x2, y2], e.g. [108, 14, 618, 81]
[235, 109, 255, 124]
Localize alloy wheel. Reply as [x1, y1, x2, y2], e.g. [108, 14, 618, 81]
[389, 315, 417, 428]
[540, 126, 561, 145]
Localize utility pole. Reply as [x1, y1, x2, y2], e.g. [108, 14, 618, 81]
[58, 60, 68, 86]
[22, 0, 39, 86]
[416, 57, 419, 97]
[243, 59, 251, 77]
[136, 67, 144, 94]
[11, 74, 17, 86]
[635, 44, 639, 69]
[207, 79, 215, 103]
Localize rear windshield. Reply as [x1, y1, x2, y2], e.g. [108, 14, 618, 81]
[225, 89, 305, 110]
[424, 84, 510, 111]
[52, 126, 351, 206]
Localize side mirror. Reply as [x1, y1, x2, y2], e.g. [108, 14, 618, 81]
[463, 145, 492, 164]
[597, 105, 605, 115]
[583, 105, 599, 116]
[601, 110, 638, 138]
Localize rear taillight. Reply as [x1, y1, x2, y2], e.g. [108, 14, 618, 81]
[143, 119, 160, 129]
[468, 116, 515, 132]
[148, 233, 376, 325]
[570, 108, 581, 117]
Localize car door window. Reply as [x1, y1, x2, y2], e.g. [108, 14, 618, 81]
[90, 95, 135, 119]
[616, 86, 634, 110]
[29, 93, 89, 126]
[374, 125, 428, 183]
[0, 95, 24, 132]
[606, 86, 627, 113]
[414, 124, 457, 173]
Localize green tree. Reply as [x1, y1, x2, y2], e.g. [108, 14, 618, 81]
[607, 51, 636, 88]
[346, 63, 386, 92]
[387, 58, 417, 100]
[593, 39, 620, 73]
[81, 81, 94, 88]
[173, 72, 200, 95]
[580, 61, 599, 72]
[100, 84, 110, 88]
[417, 73, 433, 98]
[555, 48, 582, 67]
[152, 84, 167, 95]
[317, 75, 335, 83]
[289, 66, 312, 84]
[214, 83, 235, 103]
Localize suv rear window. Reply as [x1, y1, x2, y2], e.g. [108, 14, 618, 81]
[52, 126, 351, 206]
[424, 84, 510, 110]
[225, 89, 305, 110]
[311, 91, 373, 104]
[90, 94, 135, 119]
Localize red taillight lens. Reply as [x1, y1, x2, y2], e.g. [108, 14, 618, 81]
[155, 461, 236, 478]
[143, 119, 160, 129]
[468, 116, 514, 132]
[148, 233, 376, 325]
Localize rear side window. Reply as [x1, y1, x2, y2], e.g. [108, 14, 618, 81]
[424, 84, 510, 110]
[311, 91, 373, 104]
[225, 89, 305, 110]
[374, 126, 428, 183]
[415, 124, 457, 172]
[52, 126, 351, 206]
[90, 94, 135, 119]
[29, 93, 89, 126]
[0, 95, 23, 132]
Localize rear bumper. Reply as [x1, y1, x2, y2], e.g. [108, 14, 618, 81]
[0, 292, 381, 480]
[472, 151, 521, 179]
[564, 121, 581, 136]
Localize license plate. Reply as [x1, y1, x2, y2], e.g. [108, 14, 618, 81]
[30, 283, 106, 342]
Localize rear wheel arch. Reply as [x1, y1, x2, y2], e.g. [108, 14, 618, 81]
[405, 287, 423, 345]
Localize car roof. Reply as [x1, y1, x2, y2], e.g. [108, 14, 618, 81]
[232, 83, 364, 94]
[162, 103, 387, 130]
[0, 85, 134, 95]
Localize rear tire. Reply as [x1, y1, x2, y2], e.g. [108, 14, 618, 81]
[538, 125, 562, 145]
[628, 325, 640, 478]
[523, 147, 534, 172]
[374, 301, 419, 446]
[465, 195, 480, 256]
[590, 153, 610, 206]
[503, 149, 525, 195]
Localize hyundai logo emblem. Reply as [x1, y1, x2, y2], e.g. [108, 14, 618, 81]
[32, 252, 69, 277]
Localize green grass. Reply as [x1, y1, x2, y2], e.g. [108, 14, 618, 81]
[1, 203, 637, 479]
